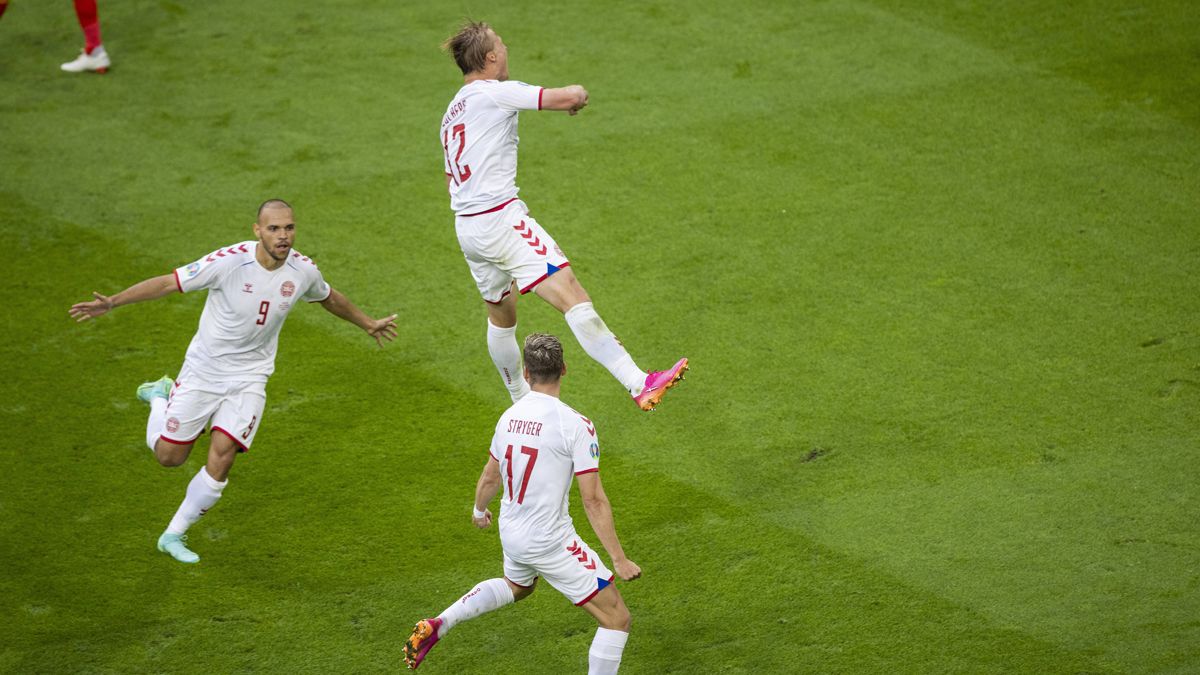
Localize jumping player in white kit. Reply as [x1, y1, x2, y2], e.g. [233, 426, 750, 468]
[440, 21, 688, 410]
[68, 199, 398, 563]
[404, 333, 639, 673]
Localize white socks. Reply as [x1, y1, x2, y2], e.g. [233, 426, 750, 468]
[588, 627, 629, 674]
[487, 321, 531, 402]
[564, 303, 647, 395]
[436, 578, 514, 637]
[166, 466, 227, 535]
[146, 397, 167, 451]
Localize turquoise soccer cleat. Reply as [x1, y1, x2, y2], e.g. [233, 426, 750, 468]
[136, 375, 174, 404]
[157, 532, 199, 564]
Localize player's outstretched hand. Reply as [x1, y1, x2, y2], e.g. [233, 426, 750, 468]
[613, 558, 641, 581]
[366, 313, 398, 348]
[568, 86, 589, 116]
[472, 508, 493, 529]
[69, 292, 115, 322]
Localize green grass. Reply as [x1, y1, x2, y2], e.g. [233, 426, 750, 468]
[2, 0, 1198, 672]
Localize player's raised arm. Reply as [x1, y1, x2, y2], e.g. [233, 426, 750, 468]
[317, 288, 398, 348]
[69, 274, 179, 322]
[540, 85, 589, 115]
[577, 472, 640, 581]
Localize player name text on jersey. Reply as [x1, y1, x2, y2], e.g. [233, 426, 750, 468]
[507, 419, 543, 436]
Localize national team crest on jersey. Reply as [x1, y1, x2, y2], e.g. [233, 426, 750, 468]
[589, 442, 600, 459]
[280, 281, 295, 298]
[185, 262, 200, 278]
[166, 417, 180, 433]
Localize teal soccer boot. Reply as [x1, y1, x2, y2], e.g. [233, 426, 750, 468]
[157, 532, 200, 564]
[136, 375, 174, 404]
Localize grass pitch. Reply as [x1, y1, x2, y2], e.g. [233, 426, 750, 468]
[2, 1, 1198, 672]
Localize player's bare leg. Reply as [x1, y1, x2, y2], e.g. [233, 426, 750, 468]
[156, 432, 235, 564]
[485, 285, 530, 402]
[579, 585, 632, 675]
[534, 268, 688, 411]
[405, 578, 532, 670]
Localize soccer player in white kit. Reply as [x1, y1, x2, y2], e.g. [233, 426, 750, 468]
[404, 334, 640, 673]
[440, 21, 688, 411]
[69, 199, 398, 563]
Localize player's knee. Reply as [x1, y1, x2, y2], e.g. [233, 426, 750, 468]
[153, 445, 189, 467]
[613, 605, 631, 632]
[508, 578, 536, 601]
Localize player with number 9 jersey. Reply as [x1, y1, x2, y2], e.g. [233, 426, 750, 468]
[68, 199, 398, 565]
[175, 239, 330, 383]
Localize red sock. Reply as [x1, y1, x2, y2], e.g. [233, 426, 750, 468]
[73, 0, 102, 54]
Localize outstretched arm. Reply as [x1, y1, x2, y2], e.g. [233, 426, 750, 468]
[541, 85, 589, 115]
[577, 472, 641, 581]
[69, 274, 178, 322]
[318, 288, 398, 348]
[472, 457, 503, 529]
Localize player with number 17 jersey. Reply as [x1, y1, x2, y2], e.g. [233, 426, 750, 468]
[490, 390, 600, 563]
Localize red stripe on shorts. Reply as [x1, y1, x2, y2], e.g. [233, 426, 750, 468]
[519, 262, 571, 295]
[460, 197, 518, 217]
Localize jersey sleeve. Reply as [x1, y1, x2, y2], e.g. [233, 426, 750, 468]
[487, 80, 544, 112]
[301, 265, 332, 303]
[570, 414, 600, 476]
[489, 419, 505, 461]
[173, 244, 247, 293]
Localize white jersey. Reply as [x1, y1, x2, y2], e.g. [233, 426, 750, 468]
[172, 242, 331, 383]
[441, 79, 544, 215]
[489, 391, 600, 559]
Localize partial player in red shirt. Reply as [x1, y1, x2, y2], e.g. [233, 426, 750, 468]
[0, 0, 111, 72]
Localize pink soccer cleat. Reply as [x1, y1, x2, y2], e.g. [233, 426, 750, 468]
[404, 617, 443, 670]
[633, 357, 689, 411]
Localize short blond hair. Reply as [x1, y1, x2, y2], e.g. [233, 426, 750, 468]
[442, 20, 494, 75]
[524, 333, 564, 384]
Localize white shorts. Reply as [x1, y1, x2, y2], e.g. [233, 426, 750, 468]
[160, 367, 266, 452]
[455, 199, 571, 304]
[503, 534, 615, 606]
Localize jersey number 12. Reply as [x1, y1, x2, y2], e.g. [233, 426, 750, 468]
[443, 123, 472, 185]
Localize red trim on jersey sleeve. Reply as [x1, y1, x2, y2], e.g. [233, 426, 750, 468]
[461, 197, 519, 217]
[212, 426, 250, 453]
[173, 269, 183, 293]
[538, 87, 544, 110]
[574, 467, 599, 476]
[305, 284, 333, 303]
[519, 262, 571, 295]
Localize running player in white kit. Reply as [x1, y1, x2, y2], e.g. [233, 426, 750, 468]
[68, 199, 398, 563]
[404, 333, 639, 673]
[440, 21, 688, 411]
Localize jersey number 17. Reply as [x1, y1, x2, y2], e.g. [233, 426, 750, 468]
[504, 444, 539, 504]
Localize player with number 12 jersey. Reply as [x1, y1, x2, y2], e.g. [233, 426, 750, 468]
[438, 20, 688, 412]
